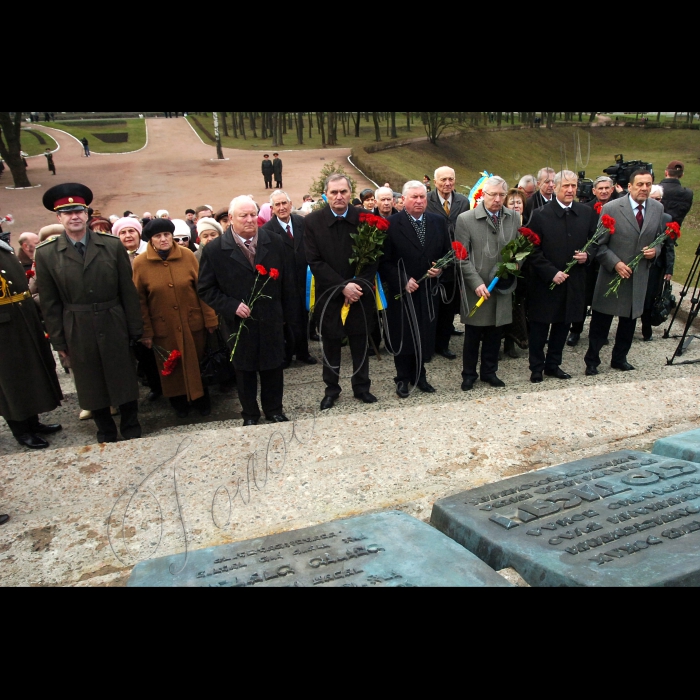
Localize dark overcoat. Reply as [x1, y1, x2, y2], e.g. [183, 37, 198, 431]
[198, 227, 297, 373]
[0, 245, 63, 421]
[379, 211, 451, 358]
[133, 243, 218, 401]
[426, 190, 471, 239]
[35, 230, 142, 410]
[262, 159, 274, 177]
[262, 213, 307, 330]
[273, 158, 283, 180]
[304, 205, 378, 340]
[527, 202, 599, 325]
[593, 197, 665, 319]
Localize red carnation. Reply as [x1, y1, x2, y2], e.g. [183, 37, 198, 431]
[666, 221, 681, 240]
[519, 227, 540, 247]
[26, 269, 35, 280]
[359, 212, 374, 224]
[256, 265, 268, 276]
[161, 349, 182, 378]
[374, 217, 390, 231]
[601, 215, 616, 235]
[269, 268, 280, 280]
[594, 202, 603, 215]
[452, 241, 468, 261]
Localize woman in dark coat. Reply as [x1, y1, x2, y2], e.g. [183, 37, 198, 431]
[380, 189, 451, 395]
[134, 219, 219, 418]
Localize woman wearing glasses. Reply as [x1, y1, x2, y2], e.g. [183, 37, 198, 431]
[133, 219, 219, 418]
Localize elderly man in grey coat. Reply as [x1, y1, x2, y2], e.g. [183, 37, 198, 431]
[456, 176, 520, 390]
[584, 170, 665, 375]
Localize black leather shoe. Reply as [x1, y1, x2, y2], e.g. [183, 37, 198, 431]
[585, 365, 599, 376]
[603, 338, 610, 346]
[567, 333, 581, 347]
[243, 419, 259, 427]
[175, 408, 190, 419]
[396, 382, 410, 399]
[436, 349, 457, 360]
[0, 515, 8, 526]
[355, 392, 378, 404]
[462, 378, 476, 391]
[268, 415, 289, 423]
[298, 356, 318, 365]
[545, 368, 572, 380]
[642, 336, 653, 342]
[417, 378, 436, 394]
[33, 423, 63, 435]
[320, 397, 335, 411]
[451, 328, 465, 336]
[531, 371, 544, 384]
[16, 433, 49, 450]
[611, 361, 635, 372]
[147, 391, 162, 402]
[199, 404, 212, 418]
[482, 375, 506, 388]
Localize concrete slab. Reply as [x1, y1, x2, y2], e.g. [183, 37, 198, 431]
[653, 429, 700, 463]
[128, 511, 511, 588]
[432, 451, 700, 587]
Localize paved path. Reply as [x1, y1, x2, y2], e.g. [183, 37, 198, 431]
[2, 118, 376, 241]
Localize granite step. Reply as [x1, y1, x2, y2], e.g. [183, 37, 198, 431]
[1, 375, 700, 586]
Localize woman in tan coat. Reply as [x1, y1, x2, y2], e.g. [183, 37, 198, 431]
[134, 219, 218, 418]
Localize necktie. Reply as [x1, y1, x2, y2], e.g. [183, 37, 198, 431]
[444, 200, 451, 216]
[244, 240, 251, 249]
[636, 205, 644, 230]
[286, 225, 293, 240]
[75, 242, 85, 258]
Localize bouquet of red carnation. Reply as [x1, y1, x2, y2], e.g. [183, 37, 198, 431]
[230, 265, 280, 358]
[153, 346, 182, 377]
[549, 214, 616, 291]
[342, 212, 389, 324]
[605, 221, 681, 298]
[594, 202, 604, 215]
[395, 241, 468, 300]
[469, 228, 540, 317]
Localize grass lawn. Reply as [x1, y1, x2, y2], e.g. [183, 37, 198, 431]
[365, 126, 700, 283]
[42, 119, 148, 154]
[20, 129, 58, 156]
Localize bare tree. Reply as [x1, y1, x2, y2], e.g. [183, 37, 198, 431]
[0, 112, 31, 188]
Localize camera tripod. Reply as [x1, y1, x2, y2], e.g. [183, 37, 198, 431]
[664, 243, 700, 365]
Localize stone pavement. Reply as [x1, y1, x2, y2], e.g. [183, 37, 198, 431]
[2, 118, 377, 242]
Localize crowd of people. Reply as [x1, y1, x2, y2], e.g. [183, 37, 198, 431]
[0, 160, 694, 477]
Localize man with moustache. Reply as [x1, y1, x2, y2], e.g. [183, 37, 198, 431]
[427, 166, 471, 359]
[305, 174, 380, 410]
[585, 170, 665, 374]
[380, 181, 451, 398]
[262, 190, 317, 367]
[527, 171, 598, 382]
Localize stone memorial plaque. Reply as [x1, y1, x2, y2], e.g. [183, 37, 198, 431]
[653, 429, 700, 464]
[431, 451, 700, 587]
[128, 511, 511, 588]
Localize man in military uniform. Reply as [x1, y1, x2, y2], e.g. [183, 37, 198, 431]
[35, 184, 144, 443]
[0, 238, 63, 449]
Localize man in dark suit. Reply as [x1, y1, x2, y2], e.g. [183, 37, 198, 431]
[585, 170, 665, 374]
[262, 190, 317, 367]
[660, 160, 694, 226]
[524, 168, 556, 223]
[527, 171, 599, 382]
[272, 153, 283, 189]
[374, 187, 398, 220]
[305, 175, 379, 410]
[261, 155, 274, 190]
[426, 166, 471, 359]
[198, 196, 297, 426]
[567, 176, 618, 347]
[380, 182, 451, 398]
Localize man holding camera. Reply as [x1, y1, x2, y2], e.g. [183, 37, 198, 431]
[660, 160, 694, 226]
[584, 170, 665, 375]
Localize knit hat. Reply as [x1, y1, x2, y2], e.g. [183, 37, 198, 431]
[113, 217, 143, 238]
[143, 218, 175, 241]
[172, 219, 192, 239]
[197, 217, 223, 237]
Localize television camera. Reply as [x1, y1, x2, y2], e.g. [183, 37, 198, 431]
[577, 155, 654, 203]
